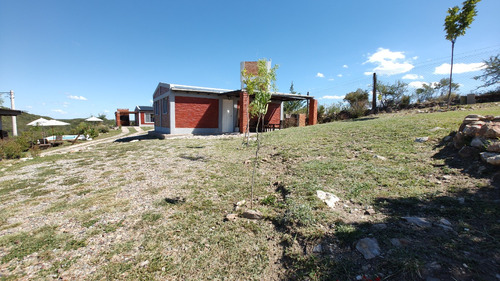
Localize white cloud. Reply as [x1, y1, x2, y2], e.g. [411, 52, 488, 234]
[337, 74, 343, 78]
[328, 78, 335, 81]
[103, 110, 110, 113]
[343, 65, 349, 68]
[322, 95, 345, 99]
[68, 95, 87, 101]
[408, 81, 428, 88]
[402, 74, 424, 80]
[316, 72, 325, 78]
[149, 100, 153, 104]
[364, 48, 414, 76]
[433, 62, 486, 75]
[52, 109, 67, 114]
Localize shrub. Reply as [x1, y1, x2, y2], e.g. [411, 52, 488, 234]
[0, 139, 24, 159]
[97, 124, 109, 134]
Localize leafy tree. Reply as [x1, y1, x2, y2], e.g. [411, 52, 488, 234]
[415, 78, 459, 102]
[283, 82, 305, 114]
[344, 89, 368, 118]
[376, 80, 408, 107]
[241, 59, 278, 209]
[444, 0, 480, 106]
[474, 54, 500, 90]
[97, 113, 108, 121]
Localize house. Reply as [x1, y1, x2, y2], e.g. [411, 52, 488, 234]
[135, 105, 154, 126]
[114, 106, 154, 127]
[152, 61, 318, 135]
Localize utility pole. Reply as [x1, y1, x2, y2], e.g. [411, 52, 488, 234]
[10, 90, 17, 136]
[372, 73, 377, 114]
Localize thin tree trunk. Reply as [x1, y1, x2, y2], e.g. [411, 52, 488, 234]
[447, 41, 455, 107]
[250, 114, 262, 210]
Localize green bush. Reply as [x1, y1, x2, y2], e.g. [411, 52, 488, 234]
[0, 139, 24, 159]
[97, 125, 109, 134]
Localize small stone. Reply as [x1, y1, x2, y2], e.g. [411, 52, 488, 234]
[316, 190, 340, 209]
[373, 155, 387, 161]
[429, 127, 443, 132]
[415, 137, 429, 143]
[439, 218, 451, 226]
[241, 210, 263, 220]
[486, 154, 500, 166]
[480, 152, 500, 164]
[224, 214, 238, 222]
[470, 137, 485, 149]
[458, 197, 465, 204]
[402, 217, 431, 228]
[356, 238, 381, 259]
[487, 141, 500, 152]
[373, 223, 387, 230]
[435, 223, 453, 231]
[312, 244, 322, 253]
[140, 260, 149, 267]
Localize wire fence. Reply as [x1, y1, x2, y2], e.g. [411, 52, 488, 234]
[314, 45, 500, 104]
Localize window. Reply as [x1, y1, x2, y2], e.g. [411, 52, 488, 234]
[162, 98, 168, 114]
[154, 101, 159, 115]
[145, 113, 153, 123]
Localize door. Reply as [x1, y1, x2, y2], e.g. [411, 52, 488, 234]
[222, 99, 234, 133]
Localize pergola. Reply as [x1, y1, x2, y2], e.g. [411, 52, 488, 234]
[114, 109, 138, 127]
[0, 108, 22, 139]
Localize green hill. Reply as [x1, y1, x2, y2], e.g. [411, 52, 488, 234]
[0, 108, 114, 136]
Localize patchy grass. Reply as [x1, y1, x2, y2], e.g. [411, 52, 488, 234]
[0, 103, 499, 280]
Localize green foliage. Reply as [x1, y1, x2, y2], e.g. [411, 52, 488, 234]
[415, 78, 460, 103]
[0, 139, 24, 159]
[344, 89, 368, 118]
[444, 0, 480, 44]
[376, 80, 408, 107]
[474, 54, 500, 90]
[283, 82, 305, 114]
[280, 200, 315, 226]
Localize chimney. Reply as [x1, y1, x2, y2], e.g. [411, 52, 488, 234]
[240, 60, 271, 89]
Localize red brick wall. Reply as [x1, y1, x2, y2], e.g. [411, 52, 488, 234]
[265, 102, 281, 125]
[239, 91, 249, 133]
[308, 99, 318, 125]
[139, 112, 154, 125]
[175, 96, 219, 128]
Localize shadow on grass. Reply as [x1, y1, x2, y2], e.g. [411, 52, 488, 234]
[432, 133, 499, 187]
[273, 184, 500, 281]
[113, 134, 161, 143]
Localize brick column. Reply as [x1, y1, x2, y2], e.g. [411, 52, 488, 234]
[239, 91, 249, 133]
[115, 111, 120, 127]
[308, 99, 318, 125]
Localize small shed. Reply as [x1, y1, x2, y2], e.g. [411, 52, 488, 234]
[134, 105, 154, 126]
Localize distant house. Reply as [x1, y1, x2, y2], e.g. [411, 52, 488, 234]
[114, 105, 154, 127]
[152, 61, 318, 135]
[135, 105, 154, 126]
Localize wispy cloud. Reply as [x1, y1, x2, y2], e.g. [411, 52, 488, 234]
[68, 95, 88, 101]
[328, 78, 335, 81]
[433, 62, 486, 75]
[402, 74, 424, 80]
[316, 72, 325, 78]
[322, 95, 345, 100]
[337, 74, 343, 78]
[343, 65, 349, 68]
[52, 109, 67, 114]
[408, 81, 428, 88]
[364, 48, 414, 76]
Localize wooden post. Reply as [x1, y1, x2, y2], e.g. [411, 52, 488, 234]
[372, 73, 377, 113]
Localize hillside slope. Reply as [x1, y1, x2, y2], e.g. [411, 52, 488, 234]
[0, 103, 498, 280]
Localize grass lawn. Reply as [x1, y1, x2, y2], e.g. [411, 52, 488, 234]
[0, 103, 498, 280]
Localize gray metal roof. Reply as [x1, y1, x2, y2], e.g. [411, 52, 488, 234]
[135, 105, 153, 111]
[169, 84, 233, 94]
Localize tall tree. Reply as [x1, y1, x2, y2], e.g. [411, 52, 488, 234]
[241, 59, 278, 209]
[474, 54, 500, 90]
[444, 0, 480, 106]
[283, 82, 305, 114]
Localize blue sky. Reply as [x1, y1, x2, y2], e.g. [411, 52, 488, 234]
[1, 0, 499, 119]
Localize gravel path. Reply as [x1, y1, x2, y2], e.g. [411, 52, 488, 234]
[40, 127, 147, 157]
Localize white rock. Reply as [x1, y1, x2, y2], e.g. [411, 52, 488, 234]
[486, 154, 500, 166]
[356, 238, 381, 259]
[402, 217, 431, 228]
[316, 190, 340, 209]
[415, 137, 429, 143]
[373, 155, 387, 161]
